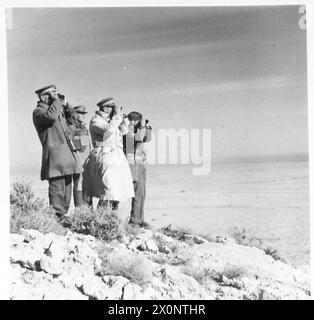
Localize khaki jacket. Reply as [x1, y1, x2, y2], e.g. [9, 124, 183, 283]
[89, 111, 128, 151]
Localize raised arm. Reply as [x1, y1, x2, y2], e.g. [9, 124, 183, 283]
[33, 99, 62, 126]
[143, 126, 152, 143]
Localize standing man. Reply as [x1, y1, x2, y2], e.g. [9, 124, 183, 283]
[72, 105, 92, 207]
[124, 111, 152, 227]
[32, 84, 82, 219]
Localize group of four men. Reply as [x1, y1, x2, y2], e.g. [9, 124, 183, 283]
[32, 84, 151, 226]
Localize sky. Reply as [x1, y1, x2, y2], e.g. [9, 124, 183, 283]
[6, 6, 309, 173]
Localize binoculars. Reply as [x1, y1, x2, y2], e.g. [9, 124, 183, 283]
[57, 93, 65, 100]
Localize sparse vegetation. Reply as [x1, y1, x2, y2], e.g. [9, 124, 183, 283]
[10, 181, 123, 242]
[10, 181, 65, 235]
[264, 246, 285, 263]
[160, 225, 192, 242]
[123, 222, 144, 240]
[230, 227, 263, 247]
[149, 252, 188, 266]
[230, 227, 286, 263]
[160, 225, 215, 244]
[181, 261, 210, 284]
[152, 233, 172, 252]
[102, 252, 153, 286]
[10, 181, 45, 212]
[221, 264, 247, 280]
[67, 206, 123, 242]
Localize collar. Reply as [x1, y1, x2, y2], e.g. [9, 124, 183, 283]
[96, 110, 110, 120]
[37, 101, 49, 108]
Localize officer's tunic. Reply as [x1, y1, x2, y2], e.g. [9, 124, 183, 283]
[83, 111, 134, 201]
[33, 99, 82, 180]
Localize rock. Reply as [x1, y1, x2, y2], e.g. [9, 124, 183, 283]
[128, 239, 145, 251]
[47, 238, 68, 262]
[42, 285, 88, 300]
[134, 230, 154, 241]
[21, 269, 53, 286]
[66, 237, 102, 273]
[39, 254, 63, 275]
[58, 266, 94, 288]
[154, 232, 176, 244]
[10, 264, 24, 283]
[81, 276, 110, 300]
[145, 239, 159, 253]
[152, 265, 213, 300]
[122, 283, 143, 300]
[11, 282, 45, 300]
[9, 228, 310, 300]
[10, 234, 25, 246]
[102, 275, 130, 299]
[128, 238, 159, 253]
[120, 234, 131, 245]
[141, 285, 163, 299]
[20, 229, 44, 242]
[184, 234, 208, 244]
[10, 242, 42, 270]
[159, 245, 171, 254]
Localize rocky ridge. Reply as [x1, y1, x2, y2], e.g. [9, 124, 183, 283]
[10, 227, 311, 300]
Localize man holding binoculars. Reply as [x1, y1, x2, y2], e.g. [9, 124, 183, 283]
[32, 84, 82, 219]
[124, 111, 152, 227]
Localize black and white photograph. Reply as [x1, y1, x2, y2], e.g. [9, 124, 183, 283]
[1, 1, 313, 301]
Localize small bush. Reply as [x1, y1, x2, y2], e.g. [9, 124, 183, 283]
[103, 252, 153, 286]
[10, 205, 65, 235]
[264, 246, 285, 262]
[160, 225, 192, 242]
[181, 260, 209, 284]
[67, 206, 123, 242]
[10, 181, 46, 212]
[221, 264, 247, 280]
[10, 181, 65, 235]
[230, 227, 263, 247]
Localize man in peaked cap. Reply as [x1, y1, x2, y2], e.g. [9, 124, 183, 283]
[97, 97, 116, 115]
[88, 97, 117, 148]
[32, 84, 82, 219]
[97, 97, 114, 107]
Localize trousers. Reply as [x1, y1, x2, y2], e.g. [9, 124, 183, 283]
[48, 174, 74, 217]
[129, 164, 146, 224]
[73, 173, 90, 207]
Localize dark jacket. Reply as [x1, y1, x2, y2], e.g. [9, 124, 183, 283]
[123, 125, 152, 181]
[33, 99, 82, 180]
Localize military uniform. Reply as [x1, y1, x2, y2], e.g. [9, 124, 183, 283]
[123, 112, 152, 225]
[71, 106, 92, 207]
[32, 85, 82, 217]
[83, 98, 134, 210]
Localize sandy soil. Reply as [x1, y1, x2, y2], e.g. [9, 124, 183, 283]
[11, 160, 310, 267]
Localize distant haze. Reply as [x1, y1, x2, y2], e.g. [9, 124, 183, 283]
[7, 6, 308, 174]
